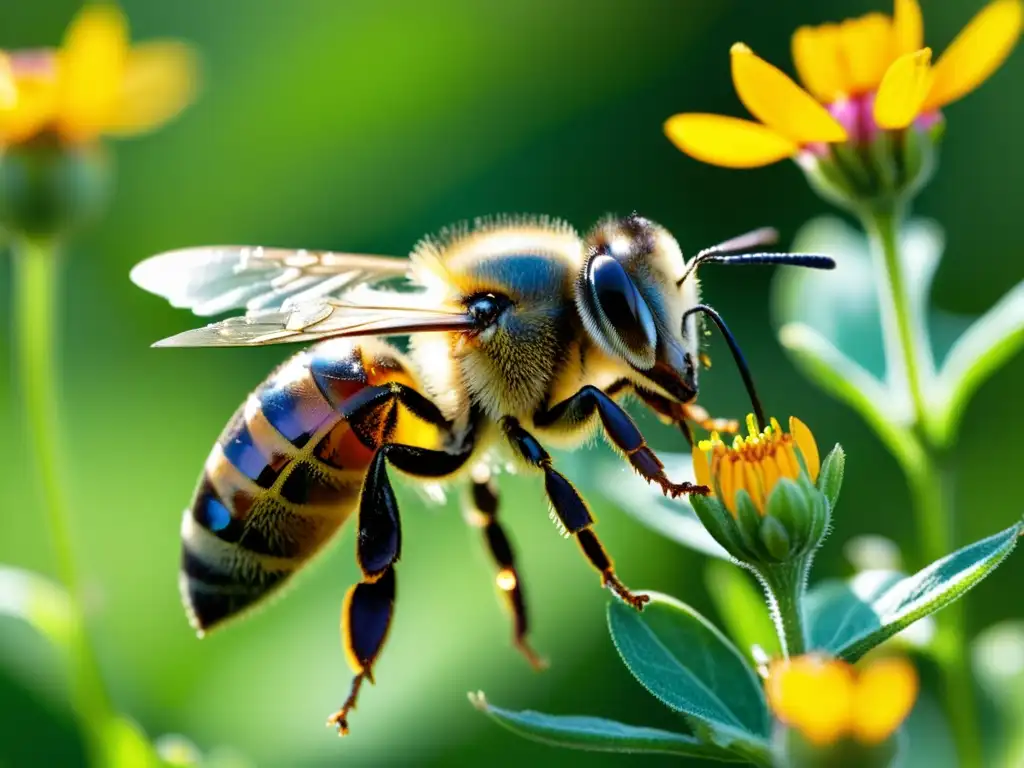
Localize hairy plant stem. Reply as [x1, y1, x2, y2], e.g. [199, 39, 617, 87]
[862, 206, 982, 768]
[758, 560, 808, 658]
[15, 238, 112, 765]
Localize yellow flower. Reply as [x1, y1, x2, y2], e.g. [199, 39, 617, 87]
[693, 415, 819, 516]
[665, 0, 1023, 168]
[0, 3, 198, 146]
[766, 655, 918, 746]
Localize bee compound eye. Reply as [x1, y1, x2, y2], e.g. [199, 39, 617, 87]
[587, 255, 658, 364]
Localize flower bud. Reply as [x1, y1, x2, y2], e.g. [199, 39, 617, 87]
[691, 415, 837, 567]
[0, 137, 111, 239]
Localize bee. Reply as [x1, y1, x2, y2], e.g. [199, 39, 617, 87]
[130, 213, 833, 734]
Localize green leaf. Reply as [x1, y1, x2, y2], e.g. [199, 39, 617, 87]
[469, 693, 742, 760]
[597, 454, 730, 560]
[704, 561, 781, 661]
[607, 593, 770, 745]
[0, 566, 74, 651]
[832, 522, 1022, 660]
[934, 281, 1024, 446]
[805, 570, 904, 653]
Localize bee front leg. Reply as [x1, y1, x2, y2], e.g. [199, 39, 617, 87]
[533, 385, 708, 498]
[501, 416, 649, 611]
[464, 464, 546, 670]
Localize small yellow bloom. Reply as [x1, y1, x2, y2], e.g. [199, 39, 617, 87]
[0, 3, 198, 146]
[666, 0, 1022, 168]
[766, 655, 918, 746]
[692, 415, 819, 515]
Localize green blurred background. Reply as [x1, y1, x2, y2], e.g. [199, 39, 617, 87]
[1, 0, 1021, 765]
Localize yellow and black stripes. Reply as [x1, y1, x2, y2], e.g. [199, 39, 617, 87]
[180, 339, 428, 633]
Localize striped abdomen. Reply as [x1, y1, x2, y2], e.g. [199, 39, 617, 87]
[181, 338, 438, 633]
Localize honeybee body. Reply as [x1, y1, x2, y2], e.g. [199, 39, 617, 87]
[132, 213, 832, 735]
[183, 338, 443, 631]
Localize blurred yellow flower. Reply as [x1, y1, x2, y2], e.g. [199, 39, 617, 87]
[0, 3, 197, 146]
[665, 0, 1023, 168]
[692, 415, 819, 516]
[766, 655, 918, 746]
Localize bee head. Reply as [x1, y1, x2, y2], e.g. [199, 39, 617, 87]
[576, 213, 700, 403]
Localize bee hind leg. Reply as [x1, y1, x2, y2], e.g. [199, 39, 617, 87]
[328, 389, 474, 735]
[501, 416, 649, 611]
[464, 464, 546, 671]
[533, 385, 708, 498]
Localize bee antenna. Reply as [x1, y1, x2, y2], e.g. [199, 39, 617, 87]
[682, 304, 767, 432]
[676, 226, 835, 287]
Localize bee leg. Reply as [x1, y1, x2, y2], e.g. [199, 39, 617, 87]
[330, 439, 473, 735]
[680, 402, 739, 434]
[533, 385, 708, 498]
[329, 565, 396, 736]
[464, 464, 546, 670]
[501, 417, 649, 611]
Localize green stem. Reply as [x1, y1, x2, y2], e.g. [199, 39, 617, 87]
[862, 209, 983, 768]
[759, 561, 808, 658]
[14, 239, 112, 765]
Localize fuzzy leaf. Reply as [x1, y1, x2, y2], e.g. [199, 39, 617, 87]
[805, 570, 904, 653]
[934, 281, 1024, 445]
[833, 522, 1022, 660]
[705, 561, 782, 661]
[469, 693, 741, 760]
[607, 593, 770, 746]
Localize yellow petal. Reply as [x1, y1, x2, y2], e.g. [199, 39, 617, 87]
[789, 417, 820, 483]
[792, 24, 849, 103]
[838, 13, 895, 93]
[761, 455, 781, 500]
[105, 41, 198, 136]
[0, 57, 58, 143]
[924, 0, 1023, 111]
[664, 113, 798, 168]
[730, 43, 847, 144]
[0, 54, 16, 110]
[852, 658, 918, 744]
[767, 657, 856, 746]
[692, 446, 712, 491]
[743, 460, 764, 512]
[874, 49, 934, 130]
[893, 0, 925, 56]
[719, 456, 738, 515]
[58, 3, 129, 142]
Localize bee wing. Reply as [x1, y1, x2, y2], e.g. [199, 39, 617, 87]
[130, 245, 415, 317]
[152, 298, 473, 347]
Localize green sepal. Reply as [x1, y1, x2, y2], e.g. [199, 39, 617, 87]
[764, 478, 811, 552]
[816, 444, 846, 510]
[690, 494, 750, 561]
[867, 131, 897, 192]
[0, 138, 111, 239]
[759, 515, 792, 562]
[734, 490, 769, 560]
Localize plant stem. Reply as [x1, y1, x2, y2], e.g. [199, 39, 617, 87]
[862, 209, 983, 768]
[14, 238, 112, 765]
[759, 561, 808, 658]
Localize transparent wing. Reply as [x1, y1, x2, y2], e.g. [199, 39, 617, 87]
[153, 298, 473, 347]
[130, 245, 415, 317]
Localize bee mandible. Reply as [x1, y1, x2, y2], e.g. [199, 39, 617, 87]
[130, 213, 833, 734]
